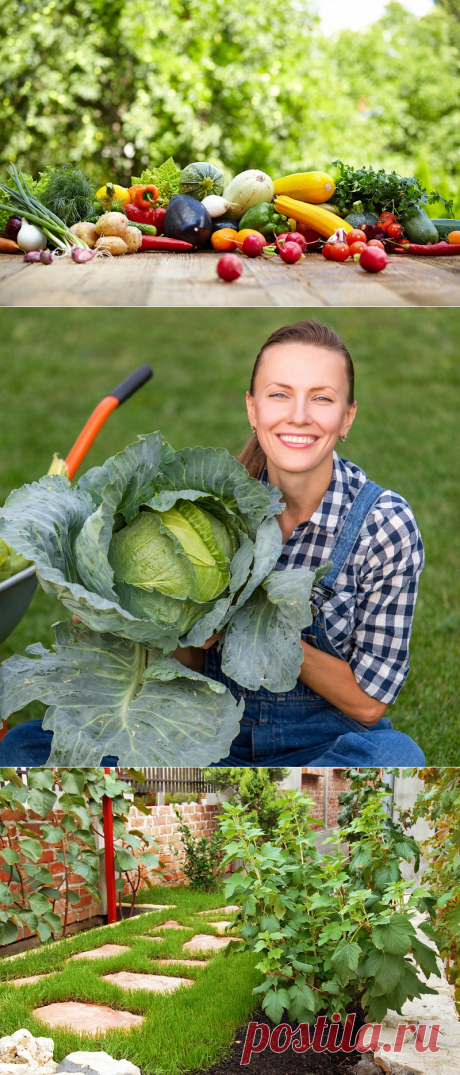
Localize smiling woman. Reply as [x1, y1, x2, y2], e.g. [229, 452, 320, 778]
[177, 319, 425, 767]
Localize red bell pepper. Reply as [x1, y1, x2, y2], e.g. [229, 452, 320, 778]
[125, 204, 166, 234]
[140, 235, 194, 252]
[402, 241, 460, 256]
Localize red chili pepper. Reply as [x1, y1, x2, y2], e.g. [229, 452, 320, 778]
[128, 184, 159, 208]
[402, 241, 460, 256]
[125, 204, 166, 233]
[140, 235, 194, 252]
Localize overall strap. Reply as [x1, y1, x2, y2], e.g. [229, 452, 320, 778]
[311, 479, 384, 612]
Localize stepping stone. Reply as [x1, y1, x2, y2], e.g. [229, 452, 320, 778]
[183, 934, 236, 954]
[158, 959, 207, 968]
[137, 936, 163, 943]
[157, 920, 185, 930]
[69, 944, 131, 961]
[211, 921, 236, 934]
[198, 905, 239, 915]
[121, 903, 176, 910]
[102, 971, 194, 994]
[33, 1001, 144, 1034]
[10, 973, 51, 987]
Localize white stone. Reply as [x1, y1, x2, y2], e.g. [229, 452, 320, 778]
[0, 1030, 56, 1075]
[63, 1054, 140, 1075]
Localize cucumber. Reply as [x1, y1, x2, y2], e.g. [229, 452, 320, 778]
[430, 219, 460, 240]
[401, 208, 439, 244]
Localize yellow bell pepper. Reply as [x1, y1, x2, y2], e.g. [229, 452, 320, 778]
[96, 183, 131, 207]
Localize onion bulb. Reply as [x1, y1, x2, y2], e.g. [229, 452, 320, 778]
[201, 195, 232, 218]
[17, 219, 47, 252]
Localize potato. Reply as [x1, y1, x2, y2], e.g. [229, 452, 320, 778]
[70, 221, 98, 248]
[94, 212, 128, 239]
[124, 226, 142, 253]
[95, 235, 128, 256]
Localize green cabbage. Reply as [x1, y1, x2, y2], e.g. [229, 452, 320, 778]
[0, 432, 329, 765]
[0, 537, 30, 582]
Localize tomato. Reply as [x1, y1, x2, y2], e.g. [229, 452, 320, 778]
[378, 212, 396, 226]
[322, 243, 333, 260]
[329, 242, 350, 262]
[346, 229, 367, 246]
[348, 241, 367, 257]
[386, 223, 404, 240]
[211, 228, 238, 252]
[359, 247, 388, 273]
[367, 239, 385, 250]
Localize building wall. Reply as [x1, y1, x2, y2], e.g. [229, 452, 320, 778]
[124, 801, 220, 888]
[301, 768, 351, 827]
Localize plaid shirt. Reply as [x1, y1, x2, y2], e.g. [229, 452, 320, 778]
[261, 452, 424, 705]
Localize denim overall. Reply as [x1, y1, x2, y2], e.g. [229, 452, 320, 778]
[205, 478, 425, 767]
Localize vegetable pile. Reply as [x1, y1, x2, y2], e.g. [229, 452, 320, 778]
[0, 433, 329, 765]
[0, 156, 458, 272]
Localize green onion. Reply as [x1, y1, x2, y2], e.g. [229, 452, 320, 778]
[0, 163, 89, 251]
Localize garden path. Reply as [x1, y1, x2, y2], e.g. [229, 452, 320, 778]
[1, 251, 460, 307]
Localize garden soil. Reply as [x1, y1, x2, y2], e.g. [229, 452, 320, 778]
[192, 1008, 366, 1075]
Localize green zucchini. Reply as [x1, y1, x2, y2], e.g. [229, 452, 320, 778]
[401, 208, 439, 244]
[430, 219, 460, 240]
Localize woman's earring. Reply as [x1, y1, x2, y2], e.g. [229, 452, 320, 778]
[250, 426, 257, 434]
[339, 433, 347, 442]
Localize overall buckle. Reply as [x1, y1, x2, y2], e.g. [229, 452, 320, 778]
[311, 581, 334, 617]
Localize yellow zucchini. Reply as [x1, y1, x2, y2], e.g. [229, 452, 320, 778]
[274, 196, 353, 238]
[273, 171, 335, 203]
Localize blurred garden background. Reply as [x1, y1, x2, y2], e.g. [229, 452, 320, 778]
[0, 0, 459, 214]
[0, 308, 458, 763]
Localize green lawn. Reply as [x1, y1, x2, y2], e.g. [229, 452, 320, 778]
[0, 890, 259, 1075]
[0, 309, 458, 762]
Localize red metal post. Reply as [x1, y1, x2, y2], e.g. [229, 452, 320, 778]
[102, 767, 117, 924]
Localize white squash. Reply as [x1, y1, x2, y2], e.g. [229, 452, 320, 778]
[222, 170, 274, 221]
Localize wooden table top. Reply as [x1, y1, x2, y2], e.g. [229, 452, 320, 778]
[1, 249, 460, 307]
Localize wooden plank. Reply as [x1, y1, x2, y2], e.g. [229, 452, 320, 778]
[1, 249, 459, 307]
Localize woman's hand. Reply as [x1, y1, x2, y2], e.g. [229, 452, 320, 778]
[299, 640, 388, 725]
[172, 632, 221, 673]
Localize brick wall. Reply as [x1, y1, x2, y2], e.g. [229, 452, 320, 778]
[123, 801, 220, 889]
[301, 768, 351, 827]
[0, 809, 100, 942]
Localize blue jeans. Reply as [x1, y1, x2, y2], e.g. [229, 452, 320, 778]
[0, 721, 118, 766]
[204, 647, 425, 767]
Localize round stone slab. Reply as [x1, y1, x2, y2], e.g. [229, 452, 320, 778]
[183, 934, 235, 953]
[157, 921, 184, 930]
[33, 1002, 144, 1034]
[102, 972, 194, 994]
[198, 906, 239, 915]
[69, 944, 131, 962]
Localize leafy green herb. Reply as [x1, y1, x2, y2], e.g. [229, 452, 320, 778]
[131, 158, 181, 205]
[34, 164, 97, 226]
[331, 160, 453, 219]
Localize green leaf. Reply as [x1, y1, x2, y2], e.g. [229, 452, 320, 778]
[371, 914, 415, 955]
[27, 769, 55, 791]
[28, 892, 53, 916]
[17, 911, 38, 931]
[27, 788, 57, 818]
[331, 940, 361, 982]
[17, 837, 43, 863]
[260, 914, 281, 935]
[363, 949, 407, 994]
[0, 848, 20, 865]
[60, 770, 87, 795]
[0, 621, 243, 766]
[40, 824, 64, 844]
[67, 890, 82, 906]
[35, 918, 52, 942]
[115, 849, 138, 871]
[42, 910, 62, 931]
[138, 851, 159, 867]
[39, 887, 62, 901]
[262, 988, 289, 1023]
[410, 937, 441, 979]
[0, 920, 18, 945]
[374, 862, 401, 889]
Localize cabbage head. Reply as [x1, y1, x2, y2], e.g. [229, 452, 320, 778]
[0, 432, 329, 766]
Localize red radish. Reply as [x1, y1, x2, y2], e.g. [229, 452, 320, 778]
[329, 242, 350, 262]
[242, 234, 266, 257]
[278, 241, 303, 264]
[348, 241, 367, 257]
[367, 239, 385, 250]
[217, 253, 243, 280]
[294, 223, 322, 249]
[346, 229, 367, 246]
[359, 246, 388, 272]
[275, 231, 307, 253]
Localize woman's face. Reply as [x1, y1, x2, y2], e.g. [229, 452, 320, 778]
[246, 343, 357, 476]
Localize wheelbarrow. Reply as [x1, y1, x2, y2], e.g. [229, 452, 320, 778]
[0, 364, 153, 647]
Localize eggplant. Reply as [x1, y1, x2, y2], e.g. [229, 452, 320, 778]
[163, 194, 212, 249]
[212, 217, 239, 233]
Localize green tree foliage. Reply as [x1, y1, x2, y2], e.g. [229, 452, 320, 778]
[203, 767, 290, 836]
[171, 806, 224, 890]
[0, 1, 459, 211]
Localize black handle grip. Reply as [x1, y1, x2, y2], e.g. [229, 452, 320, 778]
[109, 365, 153, 405]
